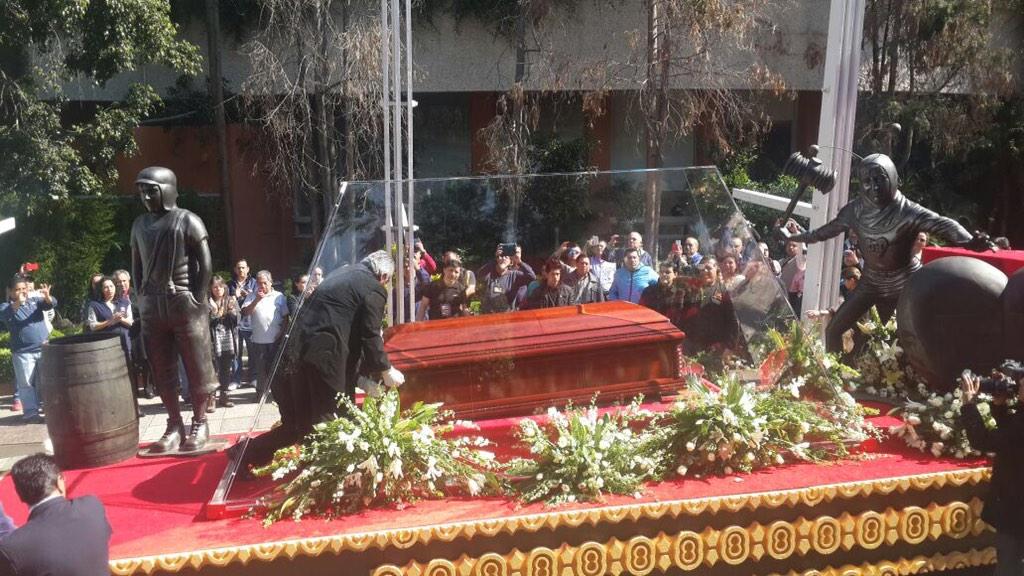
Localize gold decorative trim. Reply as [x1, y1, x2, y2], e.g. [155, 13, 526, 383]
[370, 499, 990, 576]
[765, 548, 997, 576]
[108, 466, 991, 575]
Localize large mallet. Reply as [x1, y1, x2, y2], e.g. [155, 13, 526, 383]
[778, 145, 837, 227]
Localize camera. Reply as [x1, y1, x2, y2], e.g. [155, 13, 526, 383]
[962, 360, 1024, 396]
[500, 243, 517, 257]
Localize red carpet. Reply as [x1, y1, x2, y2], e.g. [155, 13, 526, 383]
[0, 408, 988, 562]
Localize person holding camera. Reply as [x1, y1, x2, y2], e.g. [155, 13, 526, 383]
[478, 243, 535, 314]
[959, 366, 1024, 575]
[0, 276, 56, 423]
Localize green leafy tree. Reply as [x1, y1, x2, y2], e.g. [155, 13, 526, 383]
[0, 0, 200, 209]
[0, 0, 201, 314]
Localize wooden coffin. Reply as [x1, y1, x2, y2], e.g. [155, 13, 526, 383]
[384, 301, 688, 419]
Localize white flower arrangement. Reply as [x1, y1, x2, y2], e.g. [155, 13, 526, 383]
[653, 374, 851, 478]
[505, 397, 663, 504]
[853, 307, 917, 398]
[252, 389, 499, 524]
[888, 382, 1004, 459]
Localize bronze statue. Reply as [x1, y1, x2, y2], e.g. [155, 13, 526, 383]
[782, 153, 991, 353]
[131, 167, 217, 453]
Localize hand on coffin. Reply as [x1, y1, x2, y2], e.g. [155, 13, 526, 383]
[381, 366, 405, 389]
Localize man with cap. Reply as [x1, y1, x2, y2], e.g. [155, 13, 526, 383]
[130, 166, 218, 453]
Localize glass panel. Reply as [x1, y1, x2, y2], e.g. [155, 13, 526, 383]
[214, 167, 796, 511]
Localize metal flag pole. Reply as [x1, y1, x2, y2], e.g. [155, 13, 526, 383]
[381, 0, 395, 326]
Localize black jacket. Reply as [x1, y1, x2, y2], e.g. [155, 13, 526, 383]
[960, 402, 1024, 538]
[289, 264, 391, 395]
[0, 495, 111, 576]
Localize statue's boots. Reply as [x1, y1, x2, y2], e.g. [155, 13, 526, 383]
[182, 420, 209, 452]
[150, 418, 186, 454]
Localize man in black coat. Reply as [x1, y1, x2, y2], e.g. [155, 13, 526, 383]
[959, 371, 1024, 575]
[0, 454, 112, 576]
[238, 251, 403, 471]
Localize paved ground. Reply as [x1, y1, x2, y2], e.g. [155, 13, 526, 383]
[0, 386, 280, 472]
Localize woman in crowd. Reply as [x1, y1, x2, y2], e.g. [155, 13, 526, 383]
[86, 276, 133, 363]
[287, 273, 309, 317]
[680, 257, 737, 355]
[719, 253, 746, 290]
[208, 276, 237, 409]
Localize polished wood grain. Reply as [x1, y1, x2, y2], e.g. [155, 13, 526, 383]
[385, 301, 691, 418]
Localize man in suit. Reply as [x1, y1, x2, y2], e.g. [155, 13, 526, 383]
[0, 454, 111, 575]
[237, 251, 404, 472]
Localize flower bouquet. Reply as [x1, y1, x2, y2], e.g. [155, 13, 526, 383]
[505, 398, 664, 504]
[253, 389, 500, 524]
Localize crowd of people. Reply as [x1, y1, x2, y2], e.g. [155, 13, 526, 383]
[4, 219, 981, 425]
[398, 230, 818, 357]
[0, 258, 330, 424]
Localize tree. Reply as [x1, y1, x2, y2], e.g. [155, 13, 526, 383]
[0, 0, 200, 212]
[624, 0, 784, 256]
[856, 0, 1021, 238]
[0, 0, 200, 314]
[242, 0, 385, 238]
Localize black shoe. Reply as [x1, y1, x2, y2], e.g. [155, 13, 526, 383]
[149, 420, 186, 454]
[217, 392, 235, 408]
[181, 421, 209, 452]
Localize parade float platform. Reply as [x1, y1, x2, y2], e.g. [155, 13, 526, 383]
[0, 406, 996, 576]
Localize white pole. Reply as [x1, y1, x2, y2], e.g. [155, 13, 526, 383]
[404, 0, 416, 322]
[381, 0, 395, 326]
[801, 0, 865, 316]
[391, 0, 406, 324]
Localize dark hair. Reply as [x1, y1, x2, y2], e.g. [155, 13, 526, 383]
[11, 453, 61, 506]
[93, 276, 116, 302]
[659, 260, 679, 273]
[9, 275, 27, 290]
[623, 247, 640, 257]
[291, 273, 309, 296]
[544, 258, 563, 273]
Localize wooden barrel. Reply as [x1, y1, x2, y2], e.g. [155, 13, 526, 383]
[39, 332, 139, 469]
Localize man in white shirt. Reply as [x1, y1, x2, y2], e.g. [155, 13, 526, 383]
[241, 270, 289, 394]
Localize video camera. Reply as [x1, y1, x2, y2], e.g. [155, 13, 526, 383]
[961, 359, 1024, 396]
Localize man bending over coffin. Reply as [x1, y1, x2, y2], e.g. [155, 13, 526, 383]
[238, 251, 405, 473]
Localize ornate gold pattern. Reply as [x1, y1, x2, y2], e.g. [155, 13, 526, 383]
[372, 501, 990, 576]
[765, 548, 996, 576]
[108, 467, 991, 575]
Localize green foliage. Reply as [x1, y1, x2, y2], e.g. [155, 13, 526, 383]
[254, 389, 500, 524]
[0, 0, 200, 212]
[29, 198, 117, 320]
[759, 321, 876, 441]
[506, 398, 664, 504]
[719, 147, 807, 240]
[0, 348, 11, 383]
[654, 375, 848, 478]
